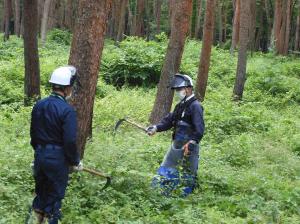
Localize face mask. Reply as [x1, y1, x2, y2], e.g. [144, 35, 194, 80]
[175, 89, 186, 100]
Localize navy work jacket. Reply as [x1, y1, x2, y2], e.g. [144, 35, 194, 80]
[30, 92, 80, 166]
[156, 95, 205, 143]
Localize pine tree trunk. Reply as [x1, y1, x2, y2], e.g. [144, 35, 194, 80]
[116, 0, 128, 42]
[230, 0, 240, 54]
[232, 0, 251, 101]
[38, 0, 45, 35]
[194, 0, 202, 39]
[4, 0, 12, 41]
[154, 0, 162, 34]
[217, 0, 222, 45]
[135, 0, 145, 36]
[283, 0, 291, 54]
[14, 0, 21, 37]
[195, 0, 216, 101]
[23, 0, 41, 105]
[295, 1, 300, 51]
[149, 0, 192, 124]
[41, 0, 52, 46]
[68, 0, 112, 156]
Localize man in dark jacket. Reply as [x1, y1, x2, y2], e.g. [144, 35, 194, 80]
[29, 66, 82, 224]
[147, 73, 205, 196]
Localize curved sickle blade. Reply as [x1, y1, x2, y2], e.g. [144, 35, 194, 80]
[83, 167, 111, 190]
[114, 118, 126, 134]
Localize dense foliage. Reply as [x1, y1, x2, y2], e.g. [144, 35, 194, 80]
[0, 33, 299, 223]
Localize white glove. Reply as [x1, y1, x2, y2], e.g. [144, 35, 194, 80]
[72, 161, 83, 172]
[146, 125, 157, 136]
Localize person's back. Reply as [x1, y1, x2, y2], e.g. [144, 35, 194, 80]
[29, 66, 82, 224]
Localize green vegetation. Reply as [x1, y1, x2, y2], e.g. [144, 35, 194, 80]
[0, 32, 299, 223]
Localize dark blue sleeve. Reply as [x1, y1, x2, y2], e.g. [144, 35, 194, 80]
[190, 103, 205, 142]
[62, 107, 80, 166]
[156, 112, 175, 132]
[30, 105, 36, 149]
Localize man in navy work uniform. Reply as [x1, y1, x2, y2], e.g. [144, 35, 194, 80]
[29, 66, 83, 224]
[147, 74, 205, 196]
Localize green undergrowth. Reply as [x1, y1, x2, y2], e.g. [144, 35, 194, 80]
[0, 33, 299, 223]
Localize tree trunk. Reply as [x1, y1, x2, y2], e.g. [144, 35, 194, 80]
[274, 0, 292, 55]
[154, 0, 162, 34]
[249, 0, 256, 53]
[23, 0, 41, 105]
[232, 0, 251, 101]
[149, 0, 192, 124]
[14, 0, 21, 37]
[4, 0, 12, 41]
[264, 0, 272, 50]
[194, 0, 202, 39]
[295, 1, 300, 51]
[68, 0, 112, 156]
[41, 0, 52, 46]
[135, 0, 145, 36]
[195, 0, 216, 101]
[217, 0, 222, 45]
[283, 0, 291, 54]
[230, 0, 240, 54]
[38, 0, 45, 35]
[116, 0, 128, 42]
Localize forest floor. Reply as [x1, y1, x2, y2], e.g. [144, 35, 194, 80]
[0, 33, 299, 223]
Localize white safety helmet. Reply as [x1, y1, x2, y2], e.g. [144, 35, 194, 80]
[49, 66, 77, 86]
[170, 73, 193, 89]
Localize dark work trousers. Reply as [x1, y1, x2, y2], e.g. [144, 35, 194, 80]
[32, 145, 69, 224]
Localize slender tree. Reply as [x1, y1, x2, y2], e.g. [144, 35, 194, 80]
[68, 0, 112, 156]
[194, 0, 203, 39]
[195, 0, 216, 101]
[116, 0, 128, 42]
[232, 0, 252, 100]
[154, 0, 162, 34]
[41, 0, 52, 45]
[14, 0, 21, 37]
[23, 0, 41, 105]
[149, 0, 192, 123]
[295, 0, 300, 51]
[230, 0, 240, 54]
[4, 0, 12, 41]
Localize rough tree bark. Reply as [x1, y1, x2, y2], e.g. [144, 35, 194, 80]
[23, 0, 41, 105]
[149, 0, 192, 124]
[41, 0, 52, 46]
[217, 0, 223, 45]
[68, 0, 112, 156]
[14, 0, 21, 37]
[230, 0, 240, 54]
[194, 0, 203, 39]
[195, 0, 216, 101]
[232, 0, 251, 101]
[134, 0, 145, 36]
[4, 0, 12, 41]
[154, 0, 162, 34]
[116, 0, 128, 42]
[295, 0, 300, 51]
[274, 0, 292, 55]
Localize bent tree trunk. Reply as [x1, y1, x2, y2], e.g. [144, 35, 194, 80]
[23, 0, 41, 105]
[68, 0, 112, 156]
[149, 0, 192, 124]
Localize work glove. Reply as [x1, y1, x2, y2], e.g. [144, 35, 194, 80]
[72, 161, 83, 172]
[146, 125, 157, 136]
[183, 140, 197, 156]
